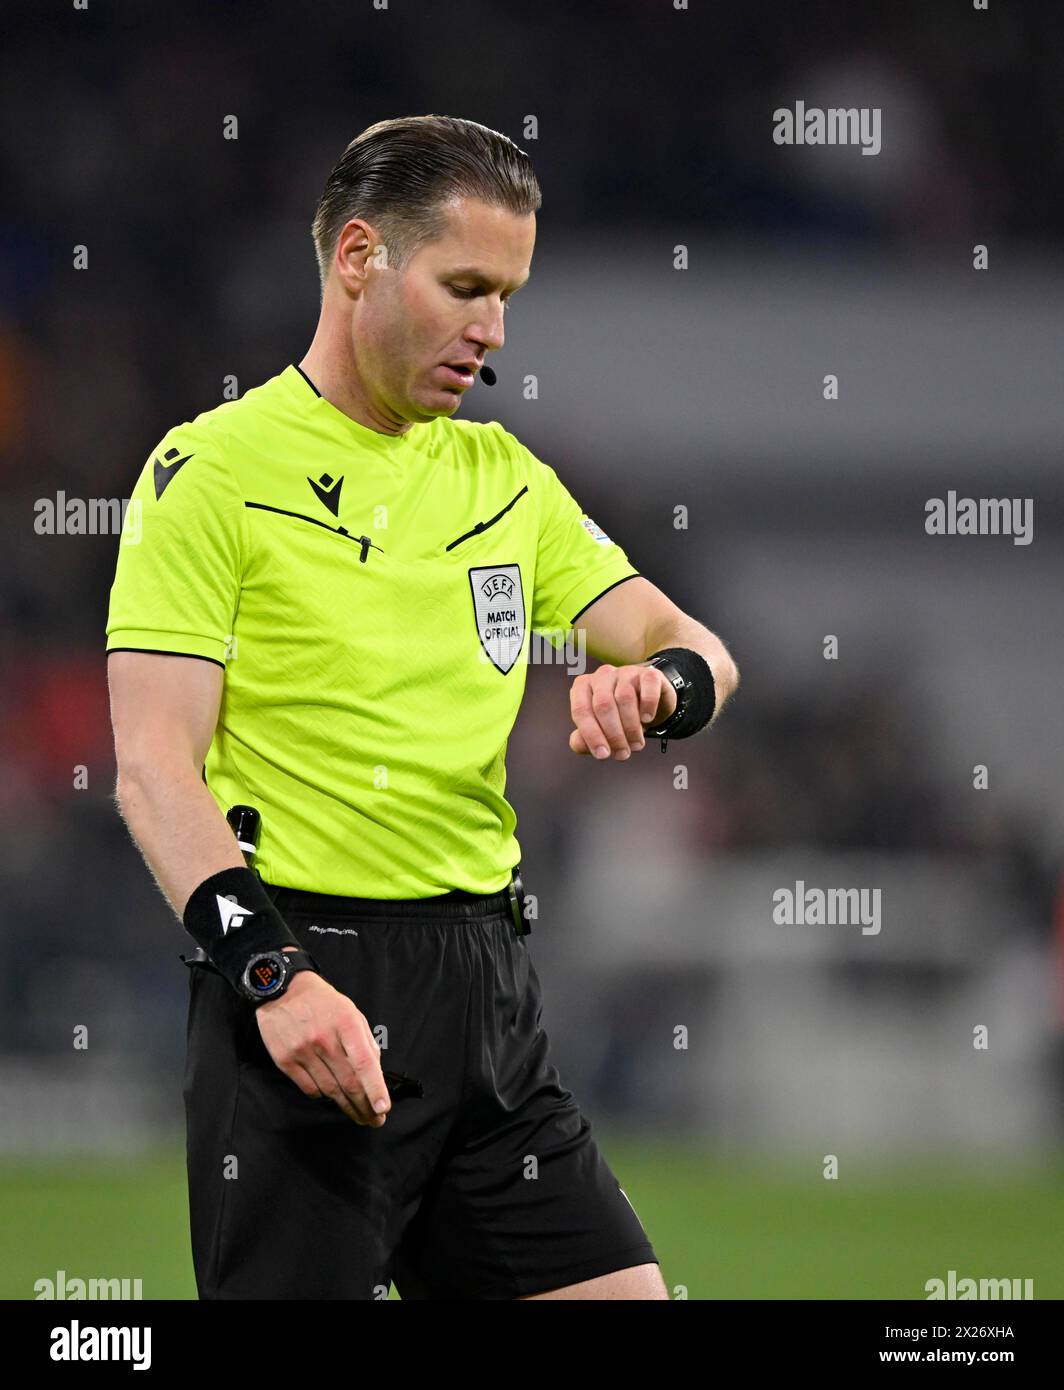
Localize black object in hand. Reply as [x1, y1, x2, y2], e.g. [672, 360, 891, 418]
[382, 1070, 424, 1101]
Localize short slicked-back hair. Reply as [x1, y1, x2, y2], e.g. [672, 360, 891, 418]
[310, 115, 541, 292]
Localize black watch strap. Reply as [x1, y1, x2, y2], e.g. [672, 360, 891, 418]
[643, 656, 689, 745]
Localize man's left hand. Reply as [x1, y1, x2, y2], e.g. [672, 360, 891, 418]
[568, 663, 677, 760]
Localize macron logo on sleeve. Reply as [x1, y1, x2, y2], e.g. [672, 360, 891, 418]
[217, 895, 257, 934]
[153, 447, 193, 500]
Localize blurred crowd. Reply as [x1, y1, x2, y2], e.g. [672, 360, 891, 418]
[2, 0, 1061, 496]
[1, 0, 1061, 1086]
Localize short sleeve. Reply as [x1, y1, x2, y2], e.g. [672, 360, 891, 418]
[518, 441, 639, 643]
[105, 425, 248, 667]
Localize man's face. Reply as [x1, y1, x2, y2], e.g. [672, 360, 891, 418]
[349, 196, 535, 429]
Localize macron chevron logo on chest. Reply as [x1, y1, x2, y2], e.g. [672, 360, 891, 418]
[216, 895, 257, 934]
[308, 472, 344, 516]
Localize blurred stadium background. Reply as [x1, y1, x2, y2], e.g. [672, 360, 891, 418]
[1, 0, 1062, 1299]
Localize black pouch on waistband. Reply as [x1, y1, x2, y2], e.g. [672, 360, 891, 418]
[508, 865, 531, 937]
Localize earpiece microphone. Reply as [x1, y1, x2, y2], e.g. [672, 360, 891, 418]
[480, 365, 496, 386]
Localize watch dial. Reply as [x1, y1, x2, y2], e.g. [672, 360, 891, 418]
[247, 955, 284, 995]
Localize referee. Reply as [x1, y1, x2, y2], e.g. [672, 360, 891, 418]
[105, 115, 739, 1301]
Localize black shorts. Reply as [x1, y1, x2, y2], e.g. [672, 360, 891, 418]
[182, 881, 658, 1300]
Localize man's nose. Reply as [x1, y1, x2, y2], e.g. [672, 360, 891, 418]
[468, 304, 505, 353]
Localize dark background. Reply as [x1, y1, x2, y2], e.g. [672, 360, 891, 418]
[1, 0, 1062, 1298]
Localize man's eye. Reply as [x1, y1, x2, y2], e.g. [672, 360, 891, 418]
[447, 284, 512, 310]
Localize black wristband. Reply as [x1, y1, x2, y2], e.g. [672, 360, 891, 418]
[643, 647, 717, 750]
[182, 866, 316, 998]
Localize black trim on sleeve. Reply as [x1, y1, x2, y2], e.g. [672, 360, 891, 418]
[106, 647, 226, 671]
[570, 572, 641, 625]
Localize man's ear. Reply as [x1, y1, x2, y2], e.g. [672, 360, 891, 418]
[334, 218, 377, 295]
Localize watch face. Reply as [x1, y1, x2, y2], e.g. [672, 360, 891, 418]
[244, 952, 286, 998]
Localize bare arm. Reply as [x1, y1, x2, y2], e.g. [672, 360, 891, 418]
[107, 649, 390, 1126]
[576, 577, 739, 718]
[641, 603, 740, 726]
[108, 651, 243, 916]
[566, 577, 740, 758]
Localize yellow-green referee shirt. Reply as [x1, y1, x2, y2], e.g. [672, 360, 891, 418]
[106, 364, 640, 897]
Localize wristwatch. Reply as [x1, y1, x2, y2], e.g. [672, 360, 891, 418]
[642, 655, 689, 742]
[239, 948, 319, 1005]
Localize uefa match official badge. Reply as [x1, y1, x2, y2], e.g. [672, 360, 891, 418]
[468, 564, 526, 674]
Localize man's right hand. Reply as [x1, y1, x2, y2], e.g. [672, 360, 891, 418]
[255, 966, 391, 1126]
